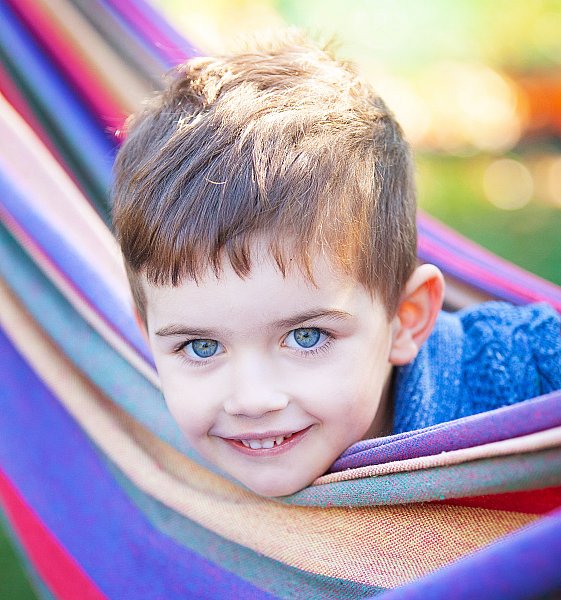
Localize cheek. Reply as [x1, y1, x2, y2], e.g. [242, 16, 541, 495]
[305, 348, 389, 422]
[330, 340, 389, 388]
[156, 363, 218, 437]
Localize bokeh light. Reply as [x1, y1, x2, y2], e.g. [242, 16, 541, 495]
[484, 159, 533, 210]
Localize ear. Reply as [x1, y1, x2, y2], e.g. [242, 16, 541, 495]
[389, 264, 444, 366]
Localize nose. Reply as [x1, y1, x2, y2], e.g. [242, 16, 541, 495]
[223, 353, 289, 418]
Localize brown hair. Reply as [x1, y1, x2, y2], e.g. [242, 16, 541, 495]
[112, 32, 417, 322]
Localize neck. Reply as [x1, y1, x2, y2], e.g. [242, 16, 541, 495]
[361, 365, 395, 441]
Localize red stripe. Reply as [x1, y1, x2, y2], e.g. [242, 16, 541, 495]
[6, 0, 125, 129]
[0, 467, 106, 600]
[435, 486, 561, 515]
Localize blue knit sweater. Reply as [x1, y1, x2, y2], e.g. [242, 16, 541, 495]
[393, 302, 561, 433]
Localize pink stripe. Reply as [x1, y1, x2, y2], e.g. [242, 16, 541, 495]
[0, 66, 89, 200]
[6, 0, 125, 128]
[0, 467, 106, 600]
[419, 212, 561, 303]
[418, 213, 553, 290]
[418, 234, 561, 313]
[424, 236, 561, 299]
[421, 241, 561, 310]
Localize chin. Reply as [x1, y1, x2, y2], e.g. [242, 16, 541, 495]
[243, 475, 309, 498]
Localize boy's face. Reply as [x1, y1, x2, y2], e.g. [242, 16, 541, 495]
[144, 249, 396, 497]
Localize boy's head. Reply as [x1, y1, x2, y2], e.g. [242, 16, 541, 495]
[112, 33, 443, 497]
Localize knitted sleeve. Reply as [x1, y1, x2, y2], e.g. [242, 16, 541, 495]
[457, 302, 561, 418]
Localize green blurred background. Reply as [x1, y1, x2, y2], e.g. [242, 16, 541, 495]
[4, 1, 561, 598]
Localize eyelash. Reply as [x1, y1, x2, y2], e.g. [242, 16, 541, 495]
[284, 329, 334, 359]
[173, 339, 214, 368]
[172, 328, 335, 366]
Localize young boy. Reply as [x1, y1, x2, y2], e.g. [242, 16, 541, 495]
[112, 33, 561, 497]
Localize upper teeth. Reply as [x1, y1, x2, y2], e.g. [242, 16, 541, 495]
[240, 433, 293, 449]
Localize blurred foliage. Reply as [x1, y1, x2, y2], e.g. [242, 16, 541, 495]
[0, 521, 38, 600]
[156, 0, 561, 286]
[278, 0, 561, 71]
[418, 153, 561, 285]
[158, 0, 561, 72]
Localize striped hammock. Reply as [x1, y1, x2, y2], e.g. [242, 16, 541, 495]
[1, 1, 560, 598]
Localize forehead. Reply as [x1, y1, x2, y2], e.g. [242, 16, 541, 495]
[143, 251, 384, 331]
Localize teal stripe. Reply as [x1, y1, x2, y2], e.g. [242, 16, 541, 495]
[285, 446, 561, 507]
[0, 221, 193, 458]
[0, 12, 112, 222]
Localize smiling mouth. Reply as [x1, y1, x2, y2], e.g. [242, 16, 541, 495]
[225, 426, 312, 454]
[238, 433, 294, 449]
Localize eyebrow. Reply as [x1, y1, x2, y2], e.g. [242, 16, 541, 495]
[272, 309, 353, 330]
[154, 309, 353, 338]
[155, 324, 219, 338]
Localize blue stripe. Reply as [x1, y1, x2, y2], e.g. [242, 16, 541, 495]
[108, 462, 385, 599]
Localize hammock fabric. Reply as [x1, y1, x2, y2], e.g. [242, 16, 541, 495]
[0, 1, 560, 598]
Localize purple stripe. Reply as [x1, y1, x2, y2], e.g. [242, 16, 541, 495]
[418, 213, 552, 290]
[418, 235, 556, 305]
[417, 217, 558, 298]
[418, 241, 547, 307]
[419, 244, 561, 311]
[331, 391, 561, 471]
[93, 0, 173, 70]
[0, 327, 274, 599]
[417, 213, 561, 309]
[102, 0, 198, 66]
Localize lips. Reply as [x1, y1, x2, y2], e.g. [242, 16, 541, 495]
[224, 426, 312, 455]
[239, 433, 293, 449]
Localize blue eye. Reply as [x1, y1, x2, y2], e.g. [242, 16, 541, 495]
[187, 339, 220, 358]
[289, 328, 322, 349]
